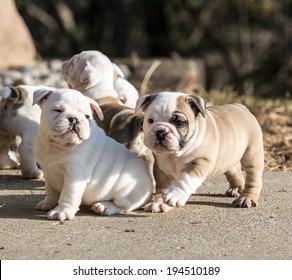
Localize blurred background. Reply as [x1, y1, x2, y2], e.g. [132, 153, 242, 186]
[14, 0, 292, 98]
[0, 0, 291, 170]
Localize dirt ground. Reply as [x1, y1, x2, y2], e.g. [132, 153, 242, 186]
[258, 110, 292, 171]
[1, 170, 292, 260]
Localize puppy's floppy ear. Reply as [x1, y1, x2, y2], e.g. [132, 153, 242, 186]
[186, 95, 206, 118]
[135, 94, 157, 113]
[86, 97, 104, 121]
[112, 63, 124, 81]
[134, 114, 144, 130]
[80, 62, 97, 87]
[1, 86, 28, 104]
[15, 87, 29, 103]
[33, 89, 53, 106]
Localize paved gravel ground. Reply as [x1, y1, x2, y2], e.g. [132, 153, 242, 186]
[0, 170, 291, 260]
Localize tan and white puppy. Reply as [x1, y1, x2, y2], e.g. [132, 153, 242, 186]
[60, 50, 139, 108]
[0, 85, 53, 179]
[136, 92, 264, 212]
[33, 88, 153, 221]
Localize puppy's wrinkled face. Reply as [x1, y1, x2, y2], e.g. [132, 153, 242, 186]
[38, 90, 94, 146]
[137, 92, 205, 154]
[60, 50, 115, 91]
[61, 53, 89, 90]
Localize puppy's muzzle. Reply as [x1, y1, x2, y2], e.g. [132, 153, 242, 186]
[156, 130, 167, 144]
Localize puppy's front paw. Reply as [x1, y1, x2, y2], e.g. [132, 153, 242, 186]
[35, 197, 58, 211]
[23, 169, 43, 180]
[162, 187, 189, 207]
[47, 206, 76, 221]
[144, 198, 173, 213]
[233, 194, 259, 208]
[91, 202, 123, 216]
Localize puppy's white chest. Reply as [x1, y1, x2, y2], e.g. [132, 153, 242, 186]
[41, 156, 66, 192]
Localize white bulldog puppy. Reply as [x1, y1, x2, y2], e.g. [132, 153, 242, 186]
[136, 92, 264, 212]
[94, 97, 155, 185]
[113, 77, 139, 109]
[33, 88, 153, 221]
[60, 50, 139, 108]
[0, 85, 53, 179]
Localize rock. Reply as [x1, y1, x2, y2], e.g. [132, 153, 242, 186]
[113, 57, 206, 94]
[0, 59, 68, 89]
[48, 59, 63, 72]
[0, 0, 36, 69]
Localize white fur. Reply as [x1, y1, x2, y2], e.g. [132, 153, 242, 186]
[162, 174, 203, 207]
[114, 78, 139, 108]
[0, 85, 54, 178]
[60, 50, 139, 108]
[34, 88, 153, 221]
[144, 92, 179, 121]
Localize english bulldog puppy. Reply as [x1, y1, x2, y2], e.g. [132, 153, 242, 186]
[95, 97, 147, 158]
[136, 92, 264, 212]
[113, 77, 139, 109]
[0, 130, 18, 170]
[60, 50, 139, 108]
[94, 97, 155, 183]
[0, 85, 53, 179]
[33, 88, 153, 221]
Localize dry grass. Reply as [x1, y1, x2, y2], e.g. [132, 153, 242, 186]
[199, 89, 292, 171]
[133, 60, 291, 172]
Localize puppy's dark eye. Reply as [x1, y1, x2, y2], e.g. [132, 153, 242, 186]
[170, 115, 187, 128]
[148, 118, 154, 124]
[85, 114, 90, 119]
[54, 109, 63, 113]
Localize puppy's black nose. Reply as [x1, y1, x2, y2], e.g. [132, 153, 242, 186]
[156, 130, 167, 142]
[68, 117, 79, 132]
[68, 117, 78, 125]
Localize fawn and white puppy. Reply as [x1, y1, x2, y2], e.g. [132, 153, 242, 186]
[33, 88, 153, 221]
[60, 50, 139, 108]
[0, 85, 53, 179]
[136, 92, 264, 212]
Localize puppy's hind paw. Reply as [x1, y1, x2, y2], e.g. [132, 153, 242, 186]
[91, 202, 123, 216]
[91, 202, 107, 215]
